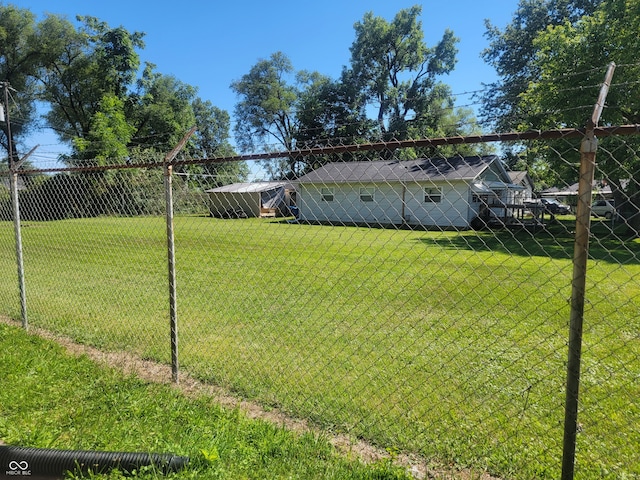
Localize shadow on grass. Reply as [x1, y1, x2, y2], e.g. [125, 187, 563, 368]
[272, 215, 639, 265]
[417, 218, 640, 265]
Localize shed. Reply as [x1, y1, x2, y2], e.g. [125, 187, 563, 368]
[295, 155, 524, 229]
[206, 182, 295, 218]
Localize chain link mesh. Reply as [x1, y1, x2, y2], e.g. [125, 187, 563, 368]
[0, 132, 638, 479]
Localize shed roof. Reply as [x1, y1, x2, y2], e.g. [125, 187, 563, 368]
[296, 155, 502, 184]
[206, 181, 292, 194]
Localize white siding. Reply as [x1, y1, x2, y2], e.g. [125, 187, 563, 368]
[299, 182, 404, 225]
[404, 182, 473, 228]
[299, 181, 475, 228]
[298, 183, 341, 223]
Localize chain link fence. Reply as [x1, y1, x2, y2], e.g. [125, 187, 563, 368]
[0, 130, 638, 479]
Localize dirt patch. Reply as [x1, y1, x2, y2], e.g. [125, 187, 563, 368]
[1, 317, 498, 479]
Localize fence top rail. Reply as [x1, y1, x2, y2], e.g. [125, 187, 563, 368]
[4, 124, 640, 176]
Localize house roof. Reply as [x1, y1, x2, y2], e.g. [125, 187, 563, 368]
[206, 181, 292, 194]
[541, 181, 614, 197]
[508, 171, 534, 189]
[296, 155, 502, 184]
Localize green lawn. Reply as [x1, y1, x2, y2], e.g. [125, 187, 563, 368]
[0, 216, 638, 479]
[0, 322, 411, 479]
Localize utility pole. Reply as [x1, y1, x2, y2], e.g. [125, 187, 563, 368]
[2, 81, 28, 329]
[2, 82, 14, 168]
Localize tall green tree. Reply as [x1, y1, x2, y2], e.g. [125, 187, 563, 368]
[294, 69, 375, 170]
[37, 15, 144, 163]
[479, 0, 604, 192]
[0, 6, 242, 218]
[232, 7, 483, 180]
[191, 98, 234, 158]
[519, 0, 640, 232]
[522, 0, 640, 128]
[188, 97, 248, 188]
[231, 51, 301, 178]
[295, 70, 372, 148]
[73, 93, 134, 161]
[480, 0, 602, 131]
[348, 5, 460, 142]
[129, 63, 196, 154]
[231, 51, 297, 152]
[0, 4, 41, 165]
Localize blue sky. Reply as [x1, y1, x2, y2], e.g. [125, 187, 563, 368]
[13, 0, 518, 167]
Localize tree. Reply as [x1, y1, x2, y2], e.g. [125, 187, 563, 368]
[294, 69, 375, 170]
[518, 0, 640, 233]
[522, 1, 640, 128]
[0, 7, 242, 218]
[73, 93, 134, 162]
[296, 70, 369, 147]
[0, 5, 41, 165]
[231, 51, 297, 152]
[37, 15, 144, 162]
[479, 0, 605, 194]
[231, 8, 488, 179]
[191, 98, 234, 157]
[188, 97, 248, 188]
[480, 0, 602, 131]
[348, 5, 460, 142]
[231, 51, 301, 178]
[129, 63, 196, 154]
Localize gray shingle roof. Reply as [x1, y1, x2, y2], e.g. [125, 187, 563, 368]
[296, 155, 500, 184]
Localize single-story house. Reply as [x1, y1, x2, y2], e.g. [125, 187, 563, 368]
[295, 155, 525, 229]
[206, 181, 296, 218]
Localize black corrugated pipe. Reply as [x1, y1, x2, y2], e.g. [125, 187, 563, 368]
[0, 445, 189, 479]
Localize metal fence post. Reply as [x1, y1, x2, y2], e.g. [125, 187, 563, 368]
[164, 162, 179, 383]
[163, 127, 197, 384]
[561, 62, 615, 480]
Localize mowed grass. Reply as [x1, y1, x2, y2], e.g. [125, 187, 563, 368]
[0, 216, 638, 479]
[0, 322, 411, 479]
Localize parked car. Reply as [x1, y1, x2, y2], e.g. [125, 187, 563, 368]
[591, 199, 616, 219]
[540, 198, 571, 215]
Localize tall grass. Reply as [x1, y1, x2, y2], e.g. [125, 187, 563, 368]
[0, 216, 638, 479]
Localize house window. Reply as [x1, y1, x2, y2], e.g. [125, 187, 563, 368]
[321, 187, 334, 202]
[424, 187, 442, 203]
[360, 187, 375, 202]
